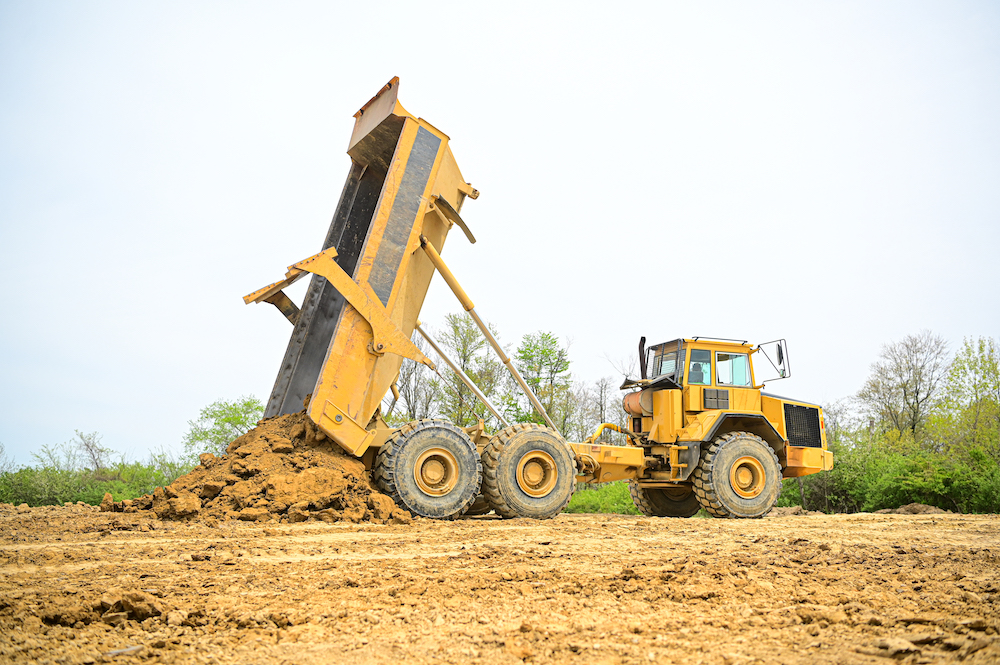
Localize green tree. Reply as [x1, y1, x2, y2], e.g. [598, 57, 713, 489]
[182, 395, 264, 459]
[856, 330, 950, 445]
[514, 331, 571, 425]
[431, 313, 504, 428]
[932, 336, 1000, 460]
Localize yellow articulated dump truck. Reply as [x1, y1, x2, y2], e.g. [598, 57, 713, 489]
[245, 79, 833, 520]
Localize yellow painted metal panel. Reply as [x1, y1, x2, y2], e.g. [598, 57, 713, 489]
[783, 446, 833, 478]
[760, 394, 786, 440]
[649, 389, 682, 443]
[684, 385, 702, 411]
[729, 387, 761, 412]
[678, 411, 718, 443]
[569, 443, 646, 483]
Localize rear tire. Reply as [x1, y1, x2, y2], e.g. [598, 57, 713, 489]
[692, 431, 781, 518]
[463, 494, 492, 516]
[482, 423, 576, 519]
[628, 482, 701, 517]
[373, 419, 481, 519]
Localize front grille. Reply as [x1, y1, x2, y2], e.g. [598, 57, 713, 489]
[784, 404, 821, 447]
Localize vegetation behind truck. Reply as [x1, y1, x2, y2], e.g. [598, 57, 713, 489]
[245, 79, 833, 521]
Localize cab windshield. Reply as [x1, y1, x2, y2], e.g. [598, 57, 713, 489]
[688, 349, 711, 385]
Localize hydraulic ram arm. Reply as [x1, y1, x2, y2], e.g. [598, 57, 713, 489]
[415, 323, 509, 426]
[418, 235, 558, 431]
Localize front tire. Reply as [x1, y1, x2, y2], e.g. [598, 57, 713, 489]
[628, 482, 701, 517]
[482, 424, 576, 519]
[692, 431, 781, 518]
[373, 419, 481, 519]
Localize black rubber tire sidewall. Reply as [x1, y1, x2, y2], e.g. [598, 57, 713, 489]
[383, 422, 481, 519]
[629, 481, 701, 518]
[703, 435, 780, 518]
[486, 428, 575, 520]
[462, 494, 492, 516]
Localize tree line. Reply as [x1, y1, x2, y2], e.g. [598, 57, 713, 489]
[783, 332, 999, 513]
[0, 432, 190, 507]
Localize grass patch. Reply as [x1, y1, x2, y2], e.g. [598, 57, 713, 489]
[564, 481, 640, 515]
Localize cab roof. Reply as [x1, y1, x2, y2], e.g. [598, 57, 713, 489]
[651, 337, 755, 352]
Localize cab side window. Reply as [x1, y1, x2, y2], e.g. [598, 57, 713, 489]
[717, 352, 751, 386]
[688, 349, 711, 385]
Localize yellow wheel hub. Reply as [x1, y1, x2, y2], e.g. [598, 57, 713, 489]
[730, 456, 766, 498]
[414, 447, 459, 497]
[515, 450, 558, 498]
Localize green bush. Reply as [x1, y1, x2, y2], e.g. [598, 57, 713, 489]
[776, 438, 1000, 514]
[0, 452, 192, 507]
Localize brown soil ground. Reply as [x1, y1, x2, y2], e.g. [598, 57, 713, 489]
[1, 505, 998, 665]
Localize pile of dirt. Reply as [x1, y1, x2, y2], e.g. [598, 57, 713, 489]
[766, 505, 824, 517]
[876, 502, 951, 515]
[767, 503, 952, 517]
[104, 411, 411, 525]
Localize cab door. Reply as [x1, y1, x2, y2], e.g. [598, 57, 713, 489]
[683, 348, 712, 412]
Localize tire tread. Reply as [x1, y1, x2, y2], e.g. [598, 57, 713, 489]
[691, 431, 780, 519]
[481, 423, 574, 519]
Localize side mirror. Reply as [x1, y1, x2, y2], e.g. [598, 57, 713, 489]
[755, 339, 791, 382]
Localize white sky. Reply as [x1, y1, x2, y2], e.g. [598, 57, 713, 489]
[1, 2, 998, 465]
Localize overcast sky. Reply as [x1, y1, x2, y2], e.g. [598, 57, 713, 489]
[1, 2, 998, 465]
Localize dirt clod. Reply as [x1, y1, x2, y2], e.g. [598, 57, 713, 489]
[767, 505, 824, 516]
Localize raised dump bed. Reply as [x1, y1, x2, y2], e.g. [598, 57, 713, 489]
[245, 77, 477, 460]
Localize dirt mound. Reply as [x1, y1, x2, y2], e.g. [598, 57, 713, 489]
[105, 412, 410, 525]
[876, 502, 951, 515]
[766, 505, 824, 517]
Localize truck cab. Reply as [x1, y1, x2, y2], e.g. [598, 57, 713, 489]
[618, 337, 833, 518]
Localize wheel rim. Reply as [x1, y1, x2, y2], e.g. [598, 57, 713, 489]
[515, 450, 558, 498]
[729, 456, 766, 498]
[414, 447, 460, 497]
